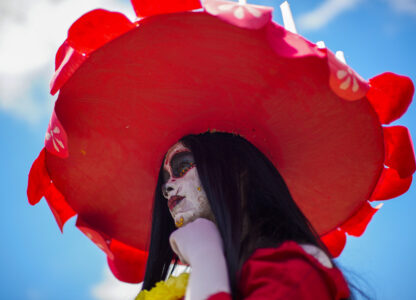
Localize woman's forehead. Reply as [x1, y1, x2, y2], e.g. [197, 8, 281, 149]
[164, 142, 190, 167]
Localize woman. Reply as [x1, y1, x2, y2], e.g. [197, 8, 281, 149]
[143, 132, 349, 299]
[27, 0, 414, 298]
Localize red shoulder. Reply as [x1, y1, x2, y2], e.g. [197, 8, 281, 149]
[207, 292, 232, 300]
[239, 241, 350, 299]
[207, 241, 350, 300]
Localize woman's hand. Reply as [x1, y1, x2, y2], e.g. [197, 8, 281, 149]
[169, 218, 223, 265]
[169, 218, 231, 300]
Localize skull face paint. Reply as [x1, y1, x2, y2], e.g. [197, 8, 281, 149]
[162, 142, 214, 227]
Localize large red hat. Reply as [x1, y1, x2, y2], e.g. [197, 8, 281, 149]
[28, 0, 415, 283]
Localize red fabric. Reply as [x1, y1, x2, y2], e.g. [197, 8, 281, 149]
[45, 110, 69, 158]
[51, 9, 136, 95]
[131, 0, 201, 18]
[107, 239, 149, 283]
[370, 167, 412, 200]
[45, 12, 386, 251]
[204, 0, 272, 29]
[320, 228, 346, 258]
[208, 242, 349, 300]
[76, 217, 114, 259]
[50, 41, 87, 95]
[341, 201, 380, 237]
[321, 201, 381, 255]
[67, 9, 135, 55]
[367, 72, 414, 125]
[383, 126, 416, 179]
[327, 50, 369, 101]
[44, 183, 76, 232]
[27, 148, 50, 205]
[208, 292, 231, 300]
[266, 22, 325, 59]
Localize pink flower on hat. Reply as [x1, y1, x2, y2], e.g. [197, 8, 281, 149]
[204, 0, 273, 29]
[45, 110, 68, 158]
[216, 2, 262, 19]
[337, 69, 360, 92]
[328, 51, 369, 101]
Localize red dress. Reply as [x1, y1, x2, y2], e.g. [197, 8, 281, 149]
[208, 241, 350, 300]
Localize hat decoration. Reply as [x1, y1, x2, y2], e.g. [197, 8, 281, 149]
[27, 0, 415, 283]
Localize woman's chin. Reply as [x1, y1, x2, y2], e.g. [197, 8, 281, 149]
[173, 212, 199, 227]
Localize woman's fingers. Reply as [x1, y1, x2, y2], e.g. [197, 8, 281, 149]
[169, 218, 222, 265]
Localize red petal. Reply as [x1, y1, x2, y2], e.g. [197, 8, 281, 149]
[44, 183, 76, 232]
[367, 72, 414, 124]
[51, 10, 135, 95]
[27, 148, 51, 205]
[76, 218, 114, 259]
[384, 126, 416, 178]
[67, 9, 135, 55]
[131, 0, 201, 18]
[341, 201, 381, 237]
[55, 40, 70, 71]
[320, 228, 346, 258]
[50, 42, 87, 95]
[107, 239, 149, 283]
[370, 167, 412, 200]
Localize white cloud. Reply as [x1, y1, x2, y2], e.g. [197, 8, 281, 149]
[386, 0, 416, 15]
[297, 0, 363, 31]
[0, 69, 52, 124]
[91, 269, 141, 300]
[0, 0, 135, 124]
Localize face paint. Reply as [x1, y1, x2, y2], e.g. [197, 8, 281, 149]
[162, 142, 214, 227]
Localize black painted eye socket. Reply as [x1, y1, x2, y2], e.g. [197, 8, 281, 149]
[162, 170, 170, 183]
[171, 151, 196, 178]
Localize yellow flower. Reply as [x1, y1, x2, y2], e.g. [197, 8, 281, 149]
[136, 273, 189, 300]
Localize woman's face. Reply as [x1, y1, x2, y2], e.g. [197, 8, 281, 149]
[162, 142, 214, 227]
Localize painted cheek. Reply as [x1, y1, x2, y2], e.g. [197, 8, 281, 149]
[197, 195, 205, 204]
[169, 168, 211, 223]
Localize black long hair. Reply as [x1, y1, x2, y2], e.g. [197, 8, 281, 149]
[142, 132, 332, 298]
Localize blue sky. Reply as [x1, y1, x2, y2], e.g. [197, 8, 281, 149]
[1, 0, 416, 299]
